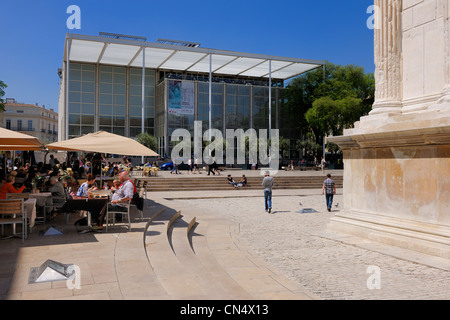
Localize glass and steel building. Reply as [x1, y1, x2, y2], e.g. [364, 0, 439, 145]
[58, 33, 324, 159]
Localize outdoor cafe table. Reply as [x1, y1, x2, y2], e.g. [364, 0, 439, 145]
[24, 198, 37, 230]
[60, 197, 109, 229]
[29, 192, 52, 207]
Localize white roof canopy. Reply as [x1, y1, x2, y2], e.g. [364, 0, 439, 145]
[65, 34, 324, 80]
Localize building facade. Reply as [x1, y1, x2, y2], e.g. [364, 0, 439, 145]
[58, 33, 324, 159]
[3, 99, 58, 143]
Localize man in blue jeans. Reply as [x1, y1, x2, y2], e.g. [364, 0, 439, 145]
[322, 173, 336, 212]
[262, 171, 274, 213]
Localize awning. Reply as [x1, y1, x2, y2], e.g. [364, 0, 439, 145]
[0, 127, 44, 151]
[64, 34, 324, 80]
[46, 131, 159, 157]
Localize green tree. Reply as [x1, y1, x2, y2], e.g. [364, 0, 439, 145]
[285, 62, 374, 140]
[296, 132, 322, 160]
[0, 80, 7, 112]
[136, 132, 157, 151]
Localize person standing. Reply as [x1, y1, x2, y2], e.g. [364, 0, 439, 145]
[262, 171, 274, 213]
[321, 157, 326, 173]
[322, 173, 336, 212]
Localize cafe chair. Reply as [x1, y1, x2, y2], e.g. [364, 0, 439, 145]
[105, 200, 131, 232]
[6, 193, 30, 201]
[44, 196, 67, 223]
[0, 199, 26, 243]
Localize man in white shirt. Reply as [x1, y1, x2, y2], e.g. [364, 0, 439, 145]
[109, 171, 134, 212]
[262, 171, 274, 213]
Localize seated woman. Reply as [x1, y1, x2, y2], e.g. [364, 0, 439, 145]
[0, 174, 26, 199]
[75, 173, 98, 198]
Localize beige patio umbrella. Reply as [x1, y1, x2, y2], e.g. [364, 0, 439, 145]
[46, 131, 158, 156]
[0, 127, 44, 151]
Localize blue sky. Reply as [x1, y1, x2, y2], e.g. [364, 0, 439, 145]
[0, 0, 375, 112]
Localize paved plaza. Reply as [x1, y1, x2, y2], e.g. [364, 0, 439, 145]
[0, 169, 448, 300]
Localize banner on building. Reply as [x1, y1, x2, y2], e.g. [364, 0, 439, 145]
[168, 80, 194, 115]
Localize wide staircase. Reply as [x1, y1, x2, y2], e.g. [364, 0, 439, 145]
[132, 204, 318, 299]
[135, 175, 343, 192]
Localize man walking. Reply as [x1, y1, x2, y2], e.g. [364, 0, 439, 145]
[262, 171, 274, 213]
[322, 173, 336, 212]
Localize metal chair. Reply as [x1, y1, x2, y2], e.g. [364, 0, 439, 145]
[43, 195, 67, 224]
[105, 200, 131, 232]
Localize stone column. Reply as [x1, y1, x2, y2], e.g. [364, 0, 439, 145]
[438, 0, 450, 105]
[371, 0, 403, 115]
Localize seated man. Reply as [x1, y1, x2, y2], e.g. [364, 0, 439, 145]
[237, 175, 247, 188]
[108, 171, 134, 213]
[49, 176, 66, 204]
[227, 175, 237, 188]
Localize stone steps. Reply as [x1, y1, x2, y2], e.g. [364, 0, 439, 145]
[137, 176, 343, 192]
[142, 206, 316, 299]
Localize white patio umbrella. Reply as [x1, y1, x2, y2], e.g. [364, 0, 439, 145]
[46, 131, 158, 157]
[0, 127, 43, 151]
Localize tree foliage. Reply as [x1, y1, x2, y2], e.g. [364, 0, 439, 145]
[136, 132, 157, 151]
[285, 62, 374, 139]
[0, 80, 7, 112]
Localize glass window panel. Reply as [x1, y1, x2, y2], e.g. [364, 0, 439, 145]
[82, 104, 95, 114]
[146, 118, 155, 127]
[82, 92, 95, 104]
[239, 96, 249, 106]
[81, 115, 94, 125]
[129, 118, 141, 126]
[68, 114, 81, 125]
[83, 71, 95, 82]
[68, 103, 81, 114]
[113, 84, 126, 94]
[100, 104, 113, 115]
[145, 107, 155, 117]
[69, 92, 81, 103]
[100, 94, 113, 105]
[239, 86, 250, 96]
[113, 67, 126, 74]
[212, 95, 222, 105]
[69, 125, 80, 136]
[129, 95, 141, 107]
[69, 81, 81, 92]
[113, 117, 125, 126]
[144, 87, 155, 97]
[130, 85, 142, 96]
[81, 126, 94, 135]
[70, 70, 82, 81]
[82, 64, 95, 71]
[100, 126, 112, 133]
[100, 65, 112, 73]
[82, 81, 95, 93]
[99, 116, 112, 125]
[69, 63, 81, 71]
[113, 127, 124, 135]
[129, 107, 141, 117]
[113, 106, 125, 116]
[113, 95, 126, 106]
[99, 81, 111, 92]
[100, 72, 113, 83]
[226, 85, 237, 95]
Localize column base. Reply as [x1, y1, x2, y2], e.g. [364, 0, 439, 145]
[328, 210, 450, 259]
